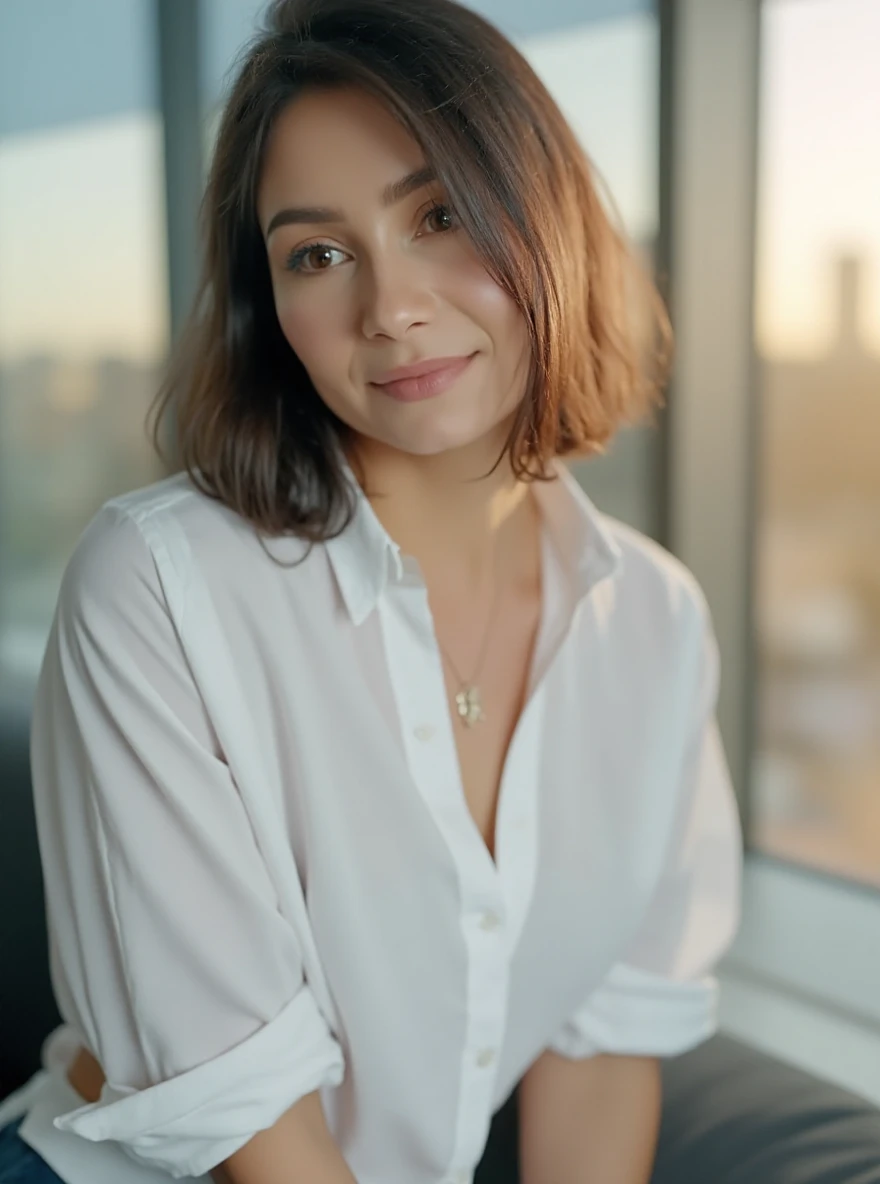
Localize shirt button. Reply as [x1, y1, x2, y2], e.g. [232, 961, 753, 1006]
[479, 910, 501, 931]
[413, 724, 435, 742]
[475, 1047, 496, 1068]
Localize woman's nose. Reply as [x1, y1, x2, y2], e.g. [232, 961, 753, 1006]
[359, 251, 436, 339]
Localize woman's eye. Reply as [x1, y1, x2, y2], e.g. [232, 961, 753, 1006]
[423, 203, 457, 233]
[284, 243, 346, 274]
[282, 203, 457, 275]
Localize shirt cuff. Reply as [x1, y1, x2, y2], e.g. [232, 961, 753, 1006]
[52, 987, 346, 1179]
[547, 963, 719, 1060]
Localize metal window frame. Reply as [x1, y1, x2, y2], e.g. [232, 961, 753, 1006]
[663, 0, 880, 1028]
[154, 0, 203, 461]
[156, 0, 202, 345]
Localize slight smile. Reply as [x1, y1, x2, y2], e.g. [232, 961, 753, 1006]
[370, 354, 477, 403]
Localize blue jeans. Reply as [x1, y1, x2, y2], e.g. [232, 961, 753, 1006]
[0, 1117, 63, 1183]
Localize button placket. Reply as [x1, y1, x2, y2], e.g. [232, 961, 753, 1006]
[377, 582, 509, 1178]
[378, 584, 462, 817]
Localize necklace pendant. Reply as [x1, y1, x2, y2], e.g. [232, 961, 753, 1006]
[455, 686, 485, 727]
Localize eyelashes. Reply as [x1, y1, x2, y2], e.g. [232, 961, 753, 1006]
[283, 202, 459, 275]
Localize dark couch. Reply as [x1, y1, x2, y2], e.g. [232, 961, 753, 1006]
[3, 700, 880, 1181]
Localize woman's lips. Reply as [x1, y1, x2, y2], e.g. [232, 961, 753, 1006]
[371, 354, 475, 402]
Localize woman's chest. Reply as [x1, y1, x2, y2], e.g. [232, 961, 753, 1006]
[209, 528, 685, 916]
[435, 584, 544, 864]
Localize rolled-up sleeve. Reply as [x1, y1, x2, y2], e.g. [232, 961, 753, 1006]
[548, 593, 743, 1061]
[29, 506, 345, 1179]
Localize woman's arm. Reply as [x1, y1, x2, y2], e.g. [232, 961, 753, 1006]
[517, 1048, 662, 1184]
[211, 1089, 357, 1184]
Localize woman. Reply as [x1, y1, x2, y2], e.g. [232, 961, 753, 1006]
[0, 0, 742, 1181]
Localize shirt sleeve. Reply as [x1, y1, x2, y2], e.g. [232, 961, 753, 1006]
[547, 590, 743, 1061]
[29, 505, 345, 1179]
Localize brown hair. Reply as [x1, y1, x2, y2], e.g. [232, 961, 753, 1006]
[147, 0, 671, 546]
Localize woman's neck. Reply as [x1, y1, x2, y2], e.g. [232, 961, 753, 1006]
[347, 433, 539, 601]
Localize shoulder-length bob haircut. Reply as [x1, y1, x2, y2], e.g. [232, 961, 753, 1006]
[148, 0, 672, 544]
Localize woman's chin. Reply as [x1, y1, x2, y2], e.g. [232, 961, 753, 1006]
[384, 423, 496, 459]
[374, 402, 512, 455]
[347, 403, 512, 461]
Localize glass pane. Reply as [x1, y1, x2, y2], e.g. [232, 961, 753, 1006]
[0, 2, 168, 700]
[752, 0, 880, 887]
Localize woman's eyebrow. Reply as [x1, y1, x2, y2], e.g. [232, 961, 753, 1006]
[265, 165, 437, 238]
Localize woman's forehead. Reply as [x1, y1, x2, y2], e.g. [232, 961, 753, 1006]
[258, 90, 429, 224]
[267, 87, 418, 167]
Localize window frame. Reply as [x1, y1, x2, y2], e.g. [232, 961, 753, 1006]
[663, 0, 880, 1030]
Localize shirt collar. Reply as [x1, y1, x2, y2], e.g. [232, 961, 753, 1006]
[325, 446, 623, 627]
[323, 447, 405, 628]
[536, 459, 625, 599]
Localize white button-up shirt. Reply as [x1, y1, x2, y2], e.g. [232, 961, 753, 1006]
[3, 454, 742, 1183]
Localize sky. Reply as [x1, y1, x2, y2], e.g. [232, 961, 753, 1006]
[0, 0, 877, 365]
[754, 0, 880, 359]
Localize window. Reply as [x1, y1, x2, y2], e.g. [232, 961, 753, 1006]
[0, 1, 168, 698]
[661, 0, 880, 1060]
[752, 0, 880, 888]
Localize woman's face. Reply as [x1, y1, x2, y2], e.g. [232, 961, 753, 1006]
[256, 86, 532, 460]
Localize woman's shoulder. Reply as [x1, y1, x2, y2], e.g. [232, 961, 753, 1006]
[58, 468, 320, 643]
[58, 469, 251, 629]
[552, 462, 710, 635]
[595, 510, 712, 637]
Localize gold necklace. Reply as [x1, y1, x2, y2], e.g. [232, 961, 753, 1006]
[435, 534, 503, 728]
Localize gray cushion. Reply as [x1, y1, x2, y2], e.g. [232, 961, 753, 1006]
[653, 1032, 880, 1183]
[474, 1034, 880, 1183]
[0, 695, 63, 1099]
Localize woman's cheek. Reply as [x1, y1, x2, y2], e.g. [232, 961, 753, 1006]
[467, 268, 518, 317]
[275, 292, 328, 360]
